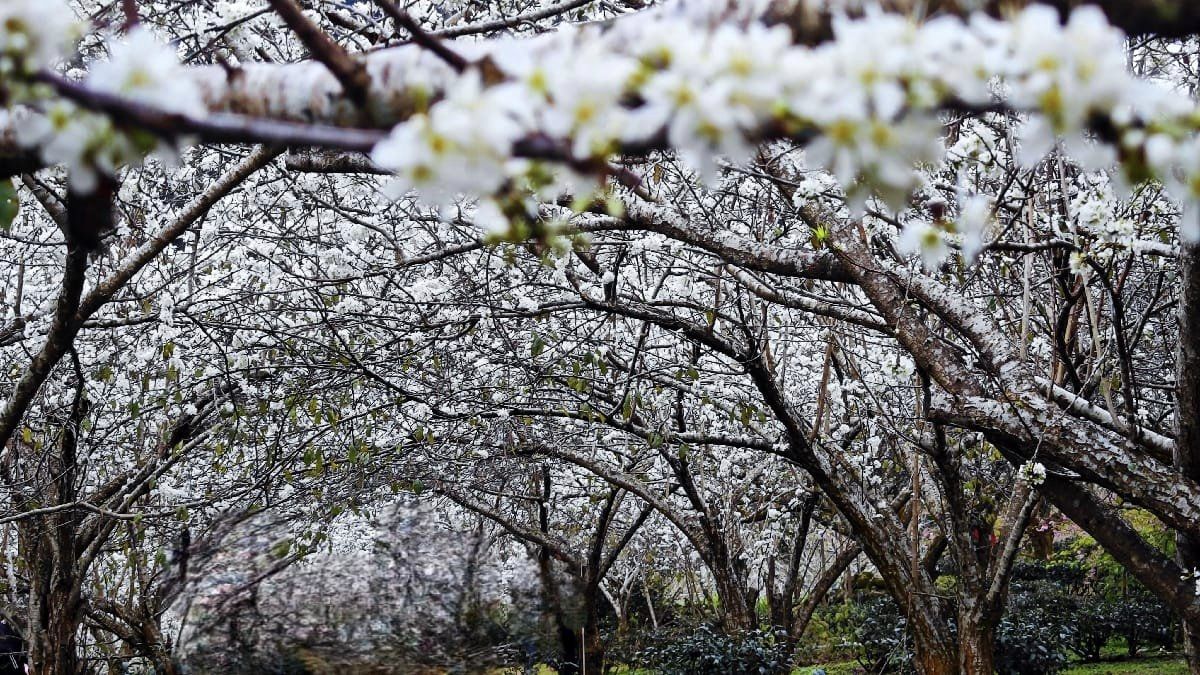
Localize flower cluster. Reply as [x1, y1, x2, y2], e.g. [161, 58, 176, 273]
[896, 191, 996, 270]
[15, 102, 141, 193]
[9, 14, 205, 191]
[9, 0, 1200, 253]
[1020, 461, 1047, 486]
[368, 1, 1200, 248]
[88, 27, 208, 118]
[372, 70, 529, 206]
[0, 1, 77, 78]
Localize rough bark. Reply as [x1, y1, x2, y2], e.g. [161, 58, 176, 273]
[711, 563, 756, 631]
[956, 610, 996, 675]
[20, 421, 84, 675]
[910, 634, 959, 675]
[1176, 242, 1200, 674]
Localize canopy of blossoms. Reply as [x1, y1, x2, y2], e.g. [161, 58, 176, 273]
[4, 0, 1200, 263]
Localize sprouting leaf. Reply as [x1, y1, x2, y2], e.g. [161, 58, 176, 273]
[271, 539, 292, 559]
[0, 179, 18, 232]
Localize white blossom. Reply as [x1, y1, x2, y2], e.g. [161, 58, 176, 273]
[898, 220, 949, 270]
[87, 27, 207, 117]
[1020, 461, 1047, 486]
[0, 0, 78, 74]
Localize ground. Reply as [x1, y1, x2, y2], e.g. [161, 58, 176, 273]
[793, 654, 1189, 675]
[1059, 655, 1191, 675]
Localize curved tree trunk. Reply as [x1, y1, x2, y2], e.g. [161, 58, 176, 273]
[1176, 242, 1200, 674]
[786, 543, 861, 657]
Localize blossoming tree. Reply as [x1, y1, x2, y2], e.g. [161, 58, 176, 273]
[6, 0, 1200, 673]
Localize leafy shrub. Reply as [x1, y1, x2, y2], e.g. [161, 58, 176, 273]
[1113, 593, 1177, 656]
[793, 602, 860, 664]
[995, 579, 1073, 674]
[633, 624, 790, 675]
[1007, 559, 1179, 663]
[1063, 596, 1116, 661]
[853, 596, 913, 674]
[994, 611, 1070, 674]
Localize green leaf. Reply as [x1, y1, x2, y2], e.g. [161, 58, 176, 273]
[0, 179, 18, 232]
[270, 539, 292, 559]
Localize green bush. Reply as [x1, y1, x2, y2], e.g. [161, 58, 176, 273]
[853, 596, 913, 674]
[1113, 593, 1177, 656]
[994, 593, 1071, 675]
[845, 588, 1070, 674]
[995, 570, 1076, 674]
[1064, 596, 1117, 662]
[633, 624, 790, 675]
[793, 602, 860, 664]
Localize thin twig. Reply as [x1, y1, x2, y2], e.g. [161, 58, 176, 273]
[374, 0, 469, 72]
[267, 0, 372, 106]
[432, 0, 598, 38]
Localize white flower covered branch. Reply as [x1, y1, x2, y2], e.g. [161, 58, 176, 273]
[5, 0, 1200, 252]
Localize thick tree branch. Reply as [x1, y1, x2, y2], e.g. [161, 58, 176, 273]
[267, 0, 373, 106]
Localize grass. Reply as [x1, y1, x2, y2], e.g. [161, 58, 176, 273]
[1062, 654, 1190, 675]
[791, 661, 859, 675]
[792, 654, 1189, 675]
[492, 651, 1191, 674]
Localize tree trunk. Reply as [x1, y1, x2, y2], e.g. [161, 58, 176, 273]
[26, 572, 82, 675]
[582, 610, 604, 675]
[957, 609, 996, 675]
[712, 568, 755, 631]
[19, 426, 85, 675]
[906, 605, 958, 675]
[786, 544, 861, 658]
[1176, 241, 1200, 674]
[551, 607, 604, 675]
[142, 621, 179, 675]
[910, 635, 958, 675]
[554, 616, 583, 675]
